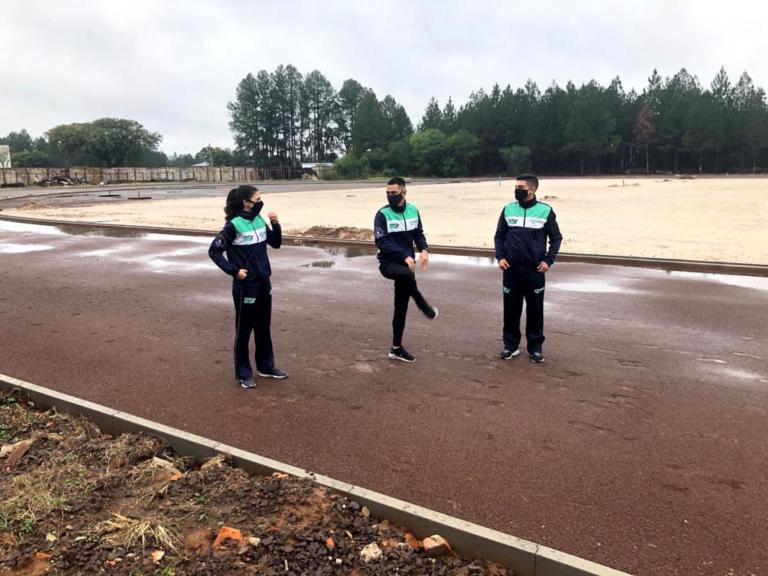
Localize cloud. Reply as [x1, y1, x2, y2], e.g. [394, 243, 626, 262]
[2, 0, 767, 153]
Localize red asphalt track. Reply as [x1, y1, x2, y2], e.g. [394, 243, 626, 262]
[1, 220, 767, 575]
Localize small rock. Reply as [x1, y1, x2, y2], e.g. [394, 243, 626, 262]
[360, 542, 383, 563]
[213, 526, 243, 549]
[335, 558, 343, 565]
[151, 550, 164, 563]
[150, 457, 182, 476]
[247, 536, 261, 547]
[325, 537, 335, 550]
[200, 454, 226, 471]
[404, 533, 422, 551]
[423, 534, 452, 557]
[5, 441, 32, 466]
[361, 506, 371, 518]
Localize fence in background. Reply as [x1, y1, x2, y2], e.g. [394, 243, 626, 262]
[0, 165, 311, 187]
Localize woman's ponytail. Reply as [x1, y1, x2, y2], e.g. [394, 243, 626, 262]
[224, 185, 258, 220]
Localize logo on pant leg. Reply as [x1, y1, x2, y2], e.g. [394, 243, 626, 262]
[243, 297, 256, 304]
[534, 287, 545, 294]
[503, 287, 511, 294]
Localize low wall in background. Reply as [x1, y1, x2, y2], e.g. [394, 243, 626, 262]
[0, 165, 311, 187]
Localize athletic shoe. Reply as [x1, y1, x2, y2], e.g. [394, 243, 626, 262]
[529, 351, 545, 364]
[258, 368, 289, 379]
[389, 347, 416, 363]
[499, 348, 521, 360]
[422, 305, 439, 320]
[238, 378, 256, 389]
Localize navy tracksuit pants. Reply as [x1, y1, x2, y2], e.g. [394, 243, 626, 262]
[379, 260, 432, 347]
[232, 281, 274, 380]
[502, 266, 545, 353]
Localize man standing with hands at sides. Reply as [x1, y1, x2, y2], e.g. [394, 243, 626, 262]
[375, 177, 438, 363]
[209, 185, 288, 389]
[494, 174, 562, 364]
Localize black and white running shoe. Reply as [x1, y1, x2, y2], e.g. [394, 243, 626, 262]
[499, 348, 521, 360]
[238, 378, 256, 389]
[258, 368, 289, 379]
[389, 347, 416, 363]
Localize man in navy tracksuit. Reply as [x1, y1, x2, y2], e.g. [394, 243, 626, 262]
[375, 177, 438, 363]
[209, 185, 288, 388]
[494, 174, 562, 364]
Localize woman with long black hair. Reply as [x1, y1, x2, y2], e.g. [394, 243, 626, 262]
[209, 185, 288, 388]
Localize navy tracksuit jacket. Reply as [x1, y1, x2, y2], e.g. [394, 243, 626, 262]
[209, 209, 281, 379]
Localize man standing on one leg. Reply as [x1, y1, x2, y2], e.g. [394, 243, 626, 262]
[375, 177, 438, 363]
[494, 174, 562, 364]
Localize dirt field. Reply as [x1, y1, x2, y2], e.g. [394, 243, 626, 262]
[0, 388, 509, 575]
[4, 176, 768, 264]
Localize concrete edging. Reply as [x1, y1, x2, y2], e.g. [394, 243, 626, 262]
[0, 373, 631, 576]
[1, 213, 766, 277]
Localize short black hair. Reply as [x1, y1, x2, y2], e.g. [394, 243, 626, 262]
[387, 176, 406, 188]
[516, 173, 538, 191]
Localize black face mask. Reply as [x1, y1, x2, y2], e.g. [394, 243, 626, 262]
[387, 193, 403, 209]
[250, 201, 264, 215]
[514, 187, 529, 203]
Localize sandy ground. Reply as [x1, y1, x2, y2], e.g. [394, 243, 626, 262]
[6, 177, 768, 263]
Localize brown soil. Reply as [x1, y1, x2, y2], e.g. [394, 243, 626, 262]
[16, 202, 50, 211]
[295, 226, 374, 241]
[0, 389, 511, 575]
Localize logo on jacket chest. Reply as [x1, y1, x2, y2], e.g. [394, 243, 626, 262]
[386, 217, 418, 233]
[233, 227, 267, 245]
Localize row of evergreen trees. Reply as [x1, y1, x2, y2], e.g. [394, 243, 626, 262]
[228, 66, 768, 177]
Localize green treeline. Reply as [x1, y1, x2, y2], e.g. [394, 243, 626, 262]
[4, 66, 767, 176]
[228, 65, 768, 177]
[0, 120, 229, 169]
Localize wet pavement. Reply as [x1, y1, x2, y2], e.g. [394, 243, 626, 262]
[1, 221, 767, 575]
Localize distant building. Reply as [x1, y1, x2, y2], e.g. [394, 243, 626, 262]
[301, 162, 333, 177]
[192, 161, 209, 167]
[0, 145, 11, 168]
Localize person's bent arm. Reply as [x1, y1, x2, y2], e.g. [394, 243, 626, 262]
[208, 224, 238, 276]
[266, 211, 281, 249]
[543, 210, 562, 266]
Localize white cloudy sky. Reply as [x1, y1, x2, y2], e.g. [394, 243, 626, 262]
[2, 0, 767, 154]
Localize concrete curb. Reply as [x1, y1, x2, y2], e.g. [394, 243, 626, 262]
[1, 212, 767, 277]
[0, 373, 631, 576]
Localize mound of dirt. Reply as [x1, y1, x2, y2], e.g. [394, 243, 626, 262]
[0, 388, 511, 575]
[17, 201, 50, 210]
[298, 226, 374, 241]
[296, 226, 373, 240]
